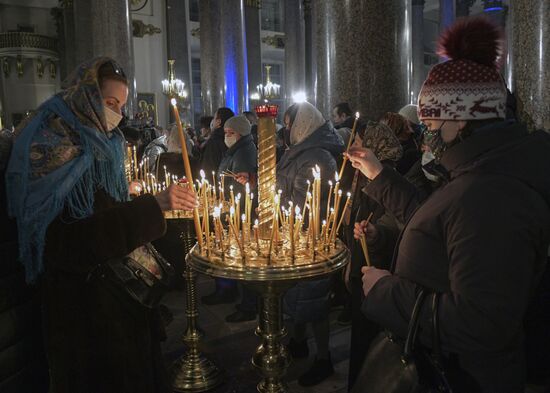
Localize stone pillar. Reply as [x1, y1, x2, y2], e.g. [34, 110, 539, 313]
[56, 1, 77, 80]
[439, 0, 455, 32]
[483, 0, 507, 28]
[314, 0, 412, 121]
[456, 0, 475, 18]
[510, 0, 549, 131]
[284, 0, 306, 106]
[303, 0, 316, 105]
[72, 0, 136, 116]
[220, 0, 249, 113]
[411, 0, 425, 103]
[244, 0, 262, 108]
[199, 0, 223, 116]
[166, 0, 194, 125]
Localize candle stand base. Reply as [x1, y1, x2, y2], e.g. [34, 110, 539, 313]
[187, 241, 349, 392]
[172, 266, 224, 392]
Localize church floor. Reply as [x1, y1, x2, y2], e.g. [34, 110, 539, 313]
[161, 274, 351, 393]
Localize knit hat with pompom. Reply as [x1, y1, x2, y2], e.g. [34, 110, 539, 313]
[418, 16, 507, 121]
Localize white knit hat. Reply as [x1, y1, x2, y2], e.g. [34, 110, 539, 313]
[398, 104, 419, 125]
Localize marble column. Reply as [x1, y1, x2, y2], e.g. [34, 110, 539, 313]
[284, 0, 306, 106]
[72, 0, 136, 116]
[483, 0, 507, 29]
[220, 0, 249, 113]
[58, 1, 77, 80]
[456, 0, 475, 18]
[166, 0, 194, 125]
[303, 0, 316, 105]
[439, 0, 455, 33]
[510, 0, 549, 131]
[199, 0, 223, 116]
[314, 0, 412, 121]
[411, 0, 425, 104]
[244, 0, 262, 107]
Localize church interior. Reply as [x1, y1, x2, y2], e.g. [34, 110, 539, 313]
[0, 1, 549, 393]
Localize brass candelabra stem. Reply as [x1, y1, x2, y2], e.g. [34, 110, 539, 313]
[257, 115, 277, 239]
[250, 281, 292, 393]
[172, 264, 223, 392]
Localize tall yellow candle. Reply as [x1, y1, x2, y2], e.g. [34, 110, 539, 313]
[171, 98, 203, 249]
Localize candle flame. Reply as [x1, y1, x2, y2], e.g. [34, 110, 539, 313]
[347, 192, 351, 197]
[254, 219, 259, 226]
[328, 180, 333, 186]
[355, 112, 360, 119]
[246, 183, 250, 193]
[335, 172, 340, 182]
[250, 193, 254, 200]
[241, 214, 246, 222]
[213, 207, 221, 218]
[230, 206, 235, 215]
[322, 220, 327, 225]
[200, 169, 206, 179]
[230, 185, 233, 190]
[170, 98, 177, 106]
[338, 189, 342, 195]
[315, 164, 320, 172]
[295, 206, 301, 215]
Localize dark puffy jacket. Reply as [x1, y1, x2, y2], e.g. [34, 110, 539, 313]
[276, 121, 344, 209]
[362, 121, 550, 392]
[200, 127, 227, 177]
[218, 134, 257, 192]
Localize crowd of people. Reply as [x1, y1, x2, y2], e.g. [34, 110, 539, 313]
[1, 16, 549, 393]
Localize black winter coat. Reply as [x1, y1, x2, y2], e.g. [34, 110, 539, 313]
[218, 134, 257, 192]
[277, 121, 344, 209]
[43, 190, 170, 393]
[0, 143, 49, 392]
[362, 121, 550, 392]
[200, 127, 227, 177]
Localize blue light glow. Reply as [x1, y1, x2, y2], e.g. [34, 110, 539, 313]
[484, 7, 503, 11]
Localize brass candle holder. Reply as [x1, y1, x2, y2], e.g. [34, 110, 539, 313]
[186, 105, 349, 393]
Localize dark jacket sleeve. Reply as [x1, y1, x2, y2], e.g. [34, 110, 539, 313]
[365, 166, 424, 225]
[46, 194, 166, 273]
[362, 187, 547, 355]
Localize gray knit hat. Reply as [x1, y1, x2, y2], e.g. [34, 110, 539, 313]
[224, 115, 251, 136]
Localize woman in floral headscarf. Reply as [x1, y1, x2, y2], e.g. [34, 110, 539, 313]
[5, 57, 196, 393]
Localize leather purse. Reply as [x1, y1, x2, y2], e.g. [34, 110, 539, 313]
[94, 244, 175, 309]
[351, 289, 453, 393]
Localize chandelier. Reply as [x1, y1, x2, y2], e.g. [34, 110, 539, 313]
[161, 59, 187, 99]
[256, 65, 280, 100]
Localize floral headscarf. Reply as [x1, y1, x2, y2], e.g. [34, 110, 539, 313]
[362, 122, 403, 162]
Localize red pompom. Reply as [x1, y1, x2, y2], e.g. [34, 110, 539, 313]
[437, 16, 504, 68]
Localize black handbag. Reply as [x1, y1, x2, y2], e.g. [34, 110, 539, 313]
[351, 289, 453, 393]
[93, 244, 175, 309]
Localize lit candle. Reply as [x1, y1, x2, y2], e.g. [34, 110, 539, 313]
[326, 180, 333, 224]
[333, 192, 352, 242]
[241, 214, 247, 244]
[235, 193, 241, 231]
[230, 185, 235, 209]
[212, 171, 217, 203]
[132, 145, 138, 179]
[321, 220, 327, 246]
[245, 183, 251, 225]
[302, 180, 311, 214]
[339, 112, 360, 179]
[330, 189, 343, 242]
[268, 194, 280, 262]
[171, 98, 203, 249]
[289, 202, 295, 260]
[254, 219, 261, 255]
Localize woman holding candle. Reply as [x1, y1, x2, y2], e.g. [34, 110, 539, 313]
[347, 18, 550, 392]
[341, 121, 404, 389]
[277, 101, 344, 387]
[4, 58, 198, 393]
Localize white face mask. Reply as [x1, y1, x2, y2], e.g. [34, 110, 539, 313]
[421, 150, 439, 182]
[225, 135, 237, 148]
[104, 106, 123, 131]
